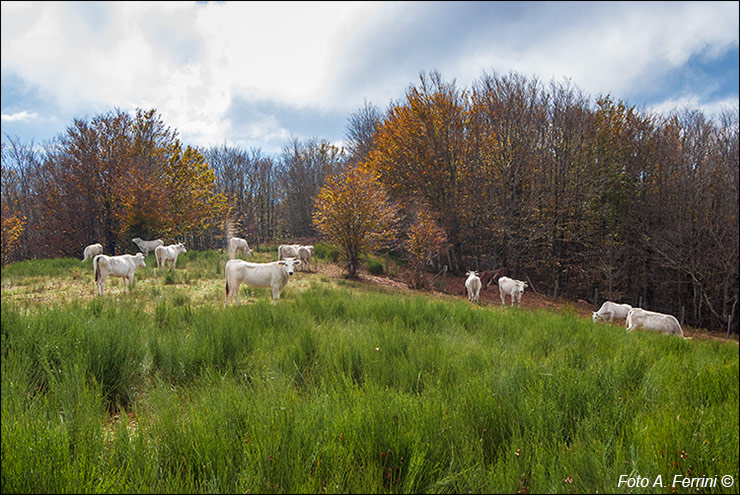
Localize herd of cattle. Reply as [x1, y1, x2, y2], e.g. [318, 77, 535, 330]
[464, 270, 685, 338]
[81, 240, 684, 337]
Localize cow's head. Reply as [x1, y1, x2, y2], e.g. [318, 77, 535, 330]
[279, 257, 301, 275]
[135, 252, 146, 267]
[177, 243, 187, 253]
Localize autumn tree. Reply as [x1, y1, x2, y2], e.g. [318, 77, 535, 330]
[404, 203, 449, 289]
[163, 143, 229, 245]
[313, 163, 398, 278]
[367, 70, 470, 272]
[1, 197, 25, 265]
[1, 136, 39, 263]
[467, 71, 547, 275]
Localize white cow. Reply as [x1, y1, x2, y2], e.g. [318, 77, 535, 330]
[465, 271, 482, 303]
[626, 308, 684, 337]
[593, 301, 633, 323]
[82, 243, 103, 262]
[278, 244, 301, 260]
[155, 242, 187, 269]
[498, 276, 528, 306]
[93, 253, 146, 296]
[297, 245, 313, 272]
[229, 237, 253, 258]
[132, 237, 163, 256]
[225, 257, 301, 305]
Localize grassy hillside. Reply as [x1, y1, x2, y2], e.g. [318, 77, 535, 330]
[2, 249, 738, 493]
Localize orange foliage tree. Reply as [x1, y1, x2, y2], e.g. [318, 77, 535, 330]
[1, 206, 25, 266]
[313, 163, 398, 278]
[366, 71, 470, 272]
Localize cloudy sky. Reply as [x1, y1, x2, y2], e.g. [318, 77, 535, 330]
[2, 1, 738, 156]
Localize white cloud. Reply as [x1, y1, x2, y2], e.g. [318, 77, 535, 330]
[646, 95, 740, 122]
[1, 110, 39, 122]
[452, 2, 739, 100]
[1, 1, 737, 150]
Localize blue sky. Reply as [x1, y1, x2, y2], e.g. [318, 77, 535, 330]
[2, 1, 738, 156]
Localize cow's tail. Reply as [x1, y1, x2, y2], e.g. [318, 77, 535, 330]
[94, 256, 100, 282]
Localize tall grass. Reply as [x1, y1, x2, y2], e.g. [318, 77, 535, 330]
[2, 258, 738, 493]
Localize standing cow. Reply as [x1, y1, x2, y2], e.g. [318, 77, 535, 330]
[229, 237, 253, 259]
[225, 257, 301, 305]
[498, 276, 528, 306]
[278, 244, 301, 260]
[593, 301, 633, 323]
[82, 243, 103, 262]
[155, 242, 187, 269]
[297, 245, 313, 272]
[626, 308, 684, 337]
[93, 253, 146, 295]
[132, 238, 163, 256]
[465, 271, 482, 303]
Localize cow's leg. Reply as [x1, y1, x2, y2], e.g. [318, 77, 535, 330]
[99, 273, 107, 295]
[271, 286, 281, 305]
[233, 281, 240, 304]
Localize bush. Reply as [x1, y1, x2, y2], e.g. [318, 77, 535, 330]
[314, 242, 339, 262]
[367, 258, 384, 275]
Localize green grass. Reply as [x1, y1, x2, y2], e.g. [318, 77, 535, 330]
[1, 253, 738, 493]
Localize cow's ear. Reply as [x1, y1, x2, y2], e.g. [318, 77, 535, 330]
[295, 260, 301, 264]
[278, 261, 285, 266]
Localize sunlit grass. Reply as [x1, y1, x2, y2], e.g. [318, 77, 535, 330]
[2, 252, 738, 493]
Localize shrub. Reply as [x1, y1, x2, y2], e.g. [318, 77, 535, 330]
[367, 258, 384, 275]
[314, 242, 339, 262]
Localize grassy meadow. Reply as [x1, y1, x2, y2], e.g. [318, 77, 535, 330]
[2, 248, 738, 493]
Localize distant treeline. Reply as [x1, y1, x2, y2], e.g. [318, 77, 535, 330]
[2, 70, 738, 334]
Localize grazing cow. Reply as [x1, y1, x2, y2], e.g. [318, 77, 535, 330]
[278, 244, 301, 260]
[93, 253, 146, 296]
[498, 276, 528, 306]
[82, 243, 103, 262]
[465, 271, 482, 303]
[229, 237, 253, 258]
[478, 269, 502, 289]
[155, 242, 187, 269]
[297, 245, 313, 272]
[225, 257, 301, 305]
[132, 237, 163, 256]
[626, 308, 684, 337]
[592, 301, 633, 323]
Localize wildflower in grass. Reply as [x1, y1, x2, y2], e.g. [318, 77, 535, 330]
[515, 448, 521, 457]
[565, 476, 573, 484]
